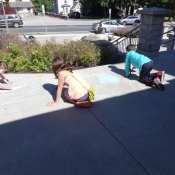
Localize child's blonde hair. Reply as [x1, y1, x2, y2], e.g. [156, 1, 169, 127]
[126, 44, 136, 52]
[0, 61, 8, 70]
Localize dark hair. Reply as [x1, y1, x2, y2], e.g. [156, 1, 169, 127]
[0, 61, 8, 70]
[52, 57, 72, 78]
[126, 44, 136, 52]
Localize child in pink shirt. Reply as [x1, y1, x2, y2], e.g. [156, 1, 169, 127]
[47, 57, 93, 107]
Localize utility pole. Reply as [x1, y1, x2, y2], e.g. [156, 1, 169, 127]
[133, 0, 136, 15]
[42, 4, 47, 33]
[1, 0, 9, 32]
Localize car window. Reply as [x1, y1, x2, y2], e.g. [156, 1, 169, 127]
[111, 22, 117, 25]
[15, 16, 19, 18]
[135, 20, 140, 23]
[1, 15, 5, 19]
[103, 22, 110, 25]
[8, 16, 14, 19]
[133, 16, 138, 19]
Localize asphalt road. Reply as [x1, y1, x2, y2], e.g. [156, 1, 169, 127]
[0, 25, 93, 34]
[0, 16, 133, 34]
[0, 25, 133, 34]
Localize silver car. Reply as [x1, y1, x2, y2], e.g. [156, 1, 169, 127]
[117, 15, 140, 25]
[92, 20, 105, 33]
[98, 21, 125, 33]
[0, 14, 23, 28]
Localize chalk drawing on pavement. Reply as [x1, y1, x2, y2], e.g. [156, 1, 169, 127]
[92, 73, 120, 85]
[1, 81, 41, 105]
[0, 72, 149, 106]
[12, 82, 28, 90]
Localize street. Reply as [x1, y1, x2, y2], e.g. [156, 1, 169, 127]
[0, 15, 132, 34]
[0, 25, 93, 34]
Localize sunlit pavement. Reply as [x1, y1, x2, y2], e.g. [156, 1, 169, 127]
[0, 49, 175, 175]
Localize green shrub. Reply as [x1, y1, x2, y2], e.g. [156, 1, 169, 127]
[7, 43, 23, 58]
[0, 35, 115, 72]
[0, 50, 30, 72]
[53, 40, 101, 67]
[0, 51, 11, 66]
[9, 56, 30, 72]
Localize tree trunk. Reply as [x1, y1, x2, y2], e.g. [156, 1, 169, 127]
[103, 6, 108, 18]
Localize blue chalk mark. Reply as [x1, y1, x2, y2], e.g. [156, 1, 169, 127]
[93, 73, 120, 85]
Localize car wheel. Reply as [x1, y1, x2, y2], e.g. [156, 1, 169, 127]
[102, 28, 106, 34]
[122, 21, 127, 26]
[96, 27, 99, 34]
[13, 22, 19, 28]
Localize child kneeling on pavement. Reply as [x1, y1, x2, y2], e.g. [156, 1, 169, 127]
[124, 44, 165, 90]
[47, 57, 93, 108]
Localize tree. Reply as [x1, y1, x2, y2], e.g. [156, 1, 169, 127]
[80, 0, 175, 18]
[137, 0, 175, 20]
[162, 0, 175, 20]
[31, 0, 52, 12]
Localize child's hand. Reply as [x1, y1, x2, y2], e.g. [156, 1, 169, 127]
[5, 86, 12, 90]
[8, 81, 13, 84]
[47, 101, 58, 107]
[0, 83, 12, 90]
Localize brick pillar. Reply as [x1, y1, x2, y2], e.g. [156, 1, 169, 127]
[137, 7, 171, 57]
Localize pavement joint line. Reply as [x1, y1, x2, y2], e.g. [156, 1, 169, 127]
[88, 109, 152, 175]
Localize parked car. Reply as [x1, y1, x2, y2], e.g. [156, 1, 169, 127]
[0, 14, 23, 28]
[117, 15, 140, 25]
[98, 21, 125, 33]
[92, 20, 105, 33]
[133, 19, 141, 28]
[69, 12, 80, 19]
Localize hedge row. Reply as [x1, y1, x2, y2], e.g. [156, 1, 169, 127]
[0, 33, 113, 72]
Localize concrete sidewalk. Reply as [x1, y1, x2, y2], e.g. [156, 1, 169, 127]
[0, 50, 175, 175]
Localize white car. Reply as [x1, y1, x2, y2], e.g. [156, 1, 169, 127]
[98, 21, 125, 33]
[117, 15, 140, 25]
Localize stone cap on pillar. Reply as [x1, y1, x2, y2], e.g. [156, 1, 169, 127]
[137, 7, 172, 16]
